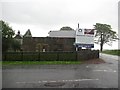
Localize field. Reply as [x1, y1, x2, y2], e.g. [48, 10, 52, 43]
[102, 49, 120, 56]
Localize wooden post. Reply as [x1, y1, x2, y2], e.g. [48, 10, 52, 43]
[76, 51, 78, 61]
[21, 51, 23, 61]
[38, 51, 40, 61]
[4, 52, 6, 61]
[57, 52, 59, 61]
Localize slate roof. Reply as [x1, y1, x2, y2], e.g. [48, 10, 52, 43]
[23, 29, 32, 37]
[14, 31, 23, 39]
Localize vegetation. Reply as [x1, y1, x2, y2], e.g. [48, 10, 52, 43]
[60, 26, 74, 31]
[102, 49, 120, 56]
[2, 61, 81, 66]
[0, 20, 15, 52]
[94, 23, 118, 51]
[0, 20, 21, 52]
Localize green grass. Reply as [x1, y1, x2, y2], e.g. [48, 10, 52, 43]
[1, 61, 81, 66]
[102, 49, 120, 56]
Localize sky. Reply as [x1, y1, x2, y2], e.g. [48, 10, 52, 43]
[0, 0, 119, 50]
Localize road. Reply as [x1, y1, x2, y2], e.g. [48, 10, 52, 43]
[2, 53, 118, 88]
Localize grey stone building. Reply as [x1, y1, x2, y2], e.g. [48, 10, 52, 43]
[14, 31, 23, 45]
[23, 37, 75, 52]
[15, 28, 76, 52]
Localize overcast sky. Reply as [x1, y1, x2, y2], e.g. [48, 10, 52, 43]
[0, 0, 119, 49]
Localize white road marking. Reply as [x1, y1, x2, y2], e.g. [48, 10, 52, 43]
[16, 78, 99, 84]
[50, 81, 57, 82]
[95, 66, 98, 68]
[42, 81, 48, 83]
[38, 81, 41, 83]
[16, 82, 26, 84]
[86, 66, 89, 68]
[93, 69, 117, 72]
[86, 65, 99, 68]
[113, 70, 117, 72]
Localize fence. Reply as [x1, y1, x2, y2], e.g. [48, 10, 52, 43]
[2, 50, 99, 61]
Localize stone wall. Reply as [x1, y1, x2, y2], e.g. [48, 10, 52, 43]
[22, 37, 75, 51]
[77, 50, 99, 60]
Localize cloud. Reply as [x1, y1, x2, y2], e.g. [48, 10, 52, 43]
[1, 0, 119, 37]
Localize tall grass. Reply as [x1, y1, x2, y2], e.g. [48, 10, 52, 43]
[102, 49, 120, 56]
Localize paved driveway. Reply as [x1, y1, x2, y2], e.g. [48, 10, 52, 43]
[2, 53, 118, 88]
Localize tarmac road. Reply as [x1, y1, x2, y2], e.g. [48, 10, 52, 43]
[2, 53, 118, 88]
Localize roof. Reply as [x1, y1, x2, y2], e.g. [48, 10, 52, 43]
[14, 31, 23, 39]
[23, 29, 32, 37]
[14, 35, 23, 39]
[48, 30, 76, 38]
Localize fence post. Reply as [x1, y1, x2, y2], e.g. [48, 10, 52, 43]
[76, 51, 78, 61]
[38, 51, 40, 61]
[4, 52, 6, 61]
[21, 51, 23, 61]
[57, 52, 59, 61]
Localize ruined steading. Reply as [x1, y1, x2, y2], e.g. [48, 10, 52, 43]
[23, 37, 75, 51]
[15, 28, 76, 52]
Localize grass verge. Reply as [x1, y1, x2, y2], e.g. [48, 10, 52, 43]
[1, 61, 81, 66]
[102, 49, 120, 56]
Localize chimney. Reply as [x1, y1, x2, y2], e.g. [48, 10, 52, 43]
[18, 30, 20, 35]
[78, 23, 79, 28]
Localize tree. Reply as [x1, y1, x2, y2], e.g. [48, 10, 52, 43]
[0, 20, 15, 52]
[60, 26, 74, 31]
[94, 23, 118, 51]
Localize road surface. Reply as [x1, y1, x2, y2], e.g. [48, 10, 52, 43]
[2, 53, 118, 88]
